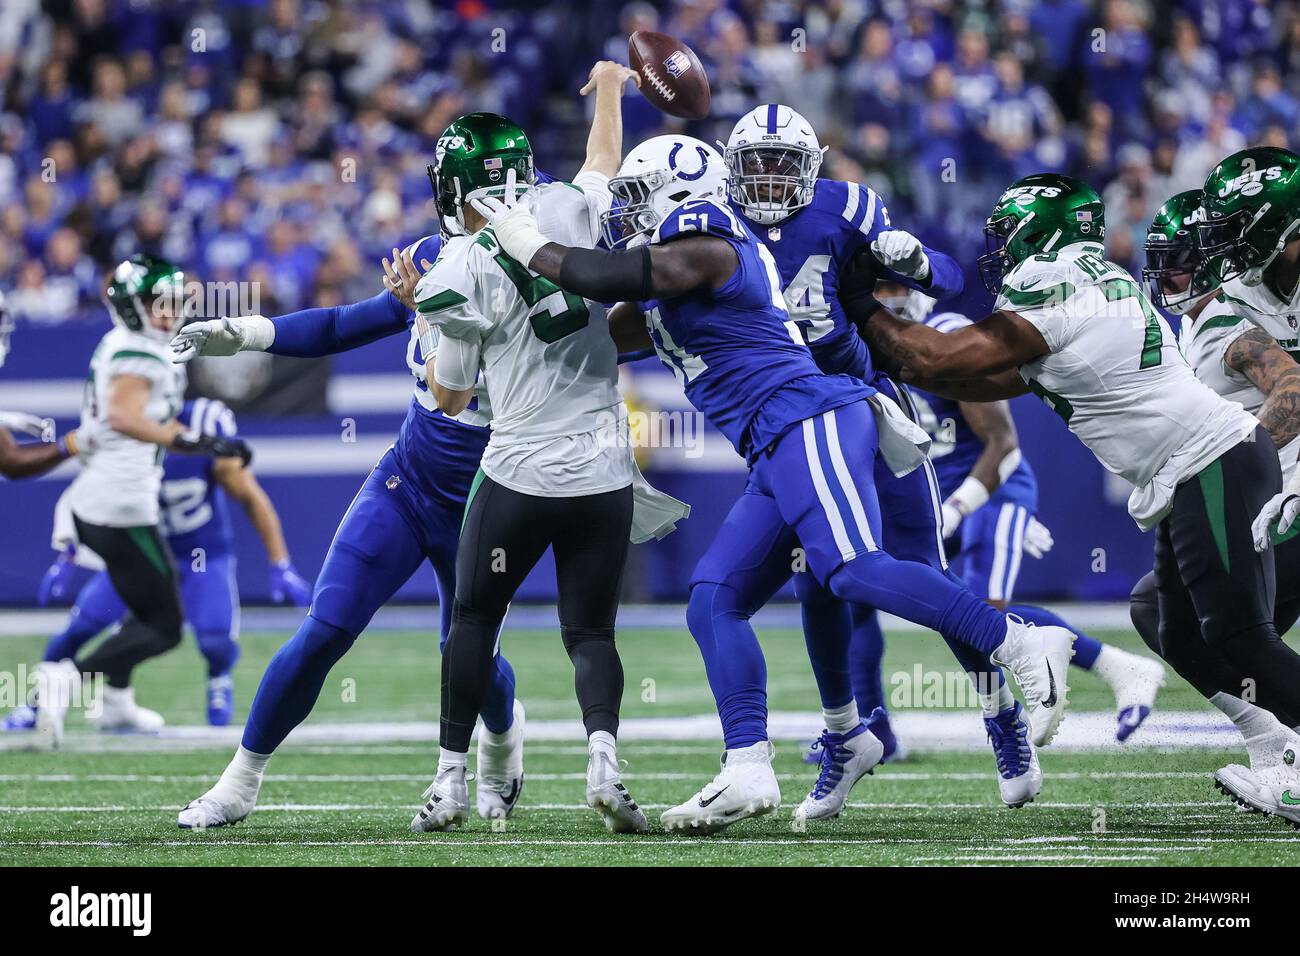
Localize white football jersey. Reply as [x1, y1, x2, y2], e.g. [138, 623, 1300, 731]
[402, 233, 492, 429]
[413, 173, 633, 496]
[66, 326, 186, 526]
[1180, 294, 1300, 485]
[998, 241, 1257, 530]
[1221, 274, 1300, 331]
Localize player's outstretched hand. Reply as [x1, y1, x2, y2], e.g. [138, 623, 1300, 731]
[581, 61, 641, 96]
[383, 248, 433, 312]
[0, 410, 50, 438]
[871, 229, 931, 282]
[1252, 491, 1300, 552]
[1022, 516, 1055, 558]
[270, 559, 313, 607]
[171, 315, 274, 362]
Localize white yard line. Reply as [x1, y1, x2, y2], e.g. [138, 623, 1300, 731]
[0, 769, 1215, 784]
[0, 710, 1245, 753]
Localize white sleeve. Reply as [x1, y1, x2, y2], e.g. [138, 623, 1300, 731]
[994, 268, 1076, 353]
[433, 330, 482, 392]
[570, 170, 612, 233]
[414, 246, 493, 339]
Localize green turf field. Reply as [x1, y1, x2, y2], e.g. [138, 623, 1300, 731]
[1, 621, 1297, 865]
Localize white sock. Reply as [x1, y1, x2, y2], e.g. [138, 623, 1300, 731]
[437, 748, 468, 773]
[976, 676, 1015, 718]
[588, 729, 617, 760]
[1092, 645, 1138, 688]
[823, 700, 861, 733]
[1210, 693, 1288, 767]
[216, 745, 269, 795]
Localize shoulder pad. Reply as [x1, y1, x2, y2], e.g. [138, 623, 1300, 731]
[654, 199, 746, 244]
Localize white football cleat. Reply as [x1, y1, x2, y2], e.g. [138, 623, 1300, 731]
[661, 740, 781, 836]
[411, 764, 470, 832]
[991, 617, 1074, 747]
[1097, 647, 1166, 743]
[177, 786, 258, 830]
[1215, 741, 1300, 828]
[476, 700, 525, 821]
[983, 701, 1043, 808]
[586, 748, 648, 834]
[796, 719, 884, 821]
[87, 685, 164, 734]
[32, 660, 80, 751]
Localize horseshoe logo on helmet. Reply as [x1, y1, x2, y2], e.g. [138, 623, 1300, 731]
[668, 142, 711, 181]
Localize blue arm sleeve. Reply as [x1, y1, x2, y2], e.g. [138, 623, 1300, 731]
[917, 245, 964, 300]
[268, 291, 411, 357]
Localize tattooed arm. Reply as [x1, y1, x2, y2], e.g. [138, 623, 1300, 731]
[862, 306, 1051, 380]
[1225, 326, 1300, 447]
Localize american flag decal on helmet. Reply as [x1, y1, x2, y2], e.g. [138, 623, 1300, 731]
[483, 157, 502, 170]
[664, 50, 691, 78]
[1075, 210, 1092, 221]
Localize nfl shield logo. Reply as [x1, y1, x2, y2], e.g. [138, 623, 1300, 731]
[1290, 315, 1298, 330]
[768, 227, 781, 241]
[664, 50, 692, 78]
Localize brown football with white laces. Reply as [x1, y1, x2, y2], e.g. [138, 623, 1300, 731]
[629, 31, 710, 120]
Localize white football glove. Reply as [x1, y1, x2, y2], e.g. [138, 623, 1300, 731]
[170, 315, 275, 363]
[1252, 482, 1300, 552]
[0, 410, 51, 439]
[468, 169, 549, 266]
[870, 229, 930, 282]
[1023, 516, 1055, 559]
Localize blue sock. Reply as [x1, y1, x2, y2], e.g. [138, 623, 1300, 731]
[195, 630, 241, 680]
[480, 653, 516, 735]
[44, 612, 111, 663]
[686, 582, 768, 749]
[848, 605, 886, 715]
[827, 551, 1008, 654]
[795, 575, 853, 709]
[44, 572, 127, 662]
[243, 616, 357, 754]
[1008, 603, 1103, 669]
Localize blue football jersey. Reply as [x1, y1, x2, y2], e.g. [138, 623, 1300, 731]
[159, 398, 237, 559]
[905, 312, 1038, 506]
[735, 179, 963, 380]
[641, 198, 873, 460]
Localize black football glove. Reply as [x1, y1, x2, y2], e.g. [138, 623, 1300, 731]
[173, 433, 253, 467]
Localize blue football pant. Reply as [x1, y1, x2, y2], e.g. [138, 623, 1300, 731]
[688, 401, 1009, 747]
[242, 449, 516, 755]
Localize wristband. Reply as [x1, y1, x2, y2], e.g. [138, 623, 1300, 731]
[241, 315, 276, 352]
[944, 475, 990, 518]
[60, 432, 78, 459]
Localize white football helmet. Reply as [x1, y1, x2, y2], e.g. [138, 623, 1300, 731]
[724, 104, 826, 225]
[601, 135, 727, 249]
[0, 289, 12, 368]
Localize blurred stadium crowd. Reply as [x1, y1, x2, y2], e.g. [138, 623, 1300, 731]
[0, 0, 1294, 327]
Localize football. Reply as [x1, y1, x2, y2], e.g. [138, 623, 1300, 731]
[629, 30, 710, 120]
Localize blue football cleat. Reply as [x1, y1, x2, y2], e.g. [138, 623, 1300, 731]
[2, 704, 37, 731]
[804, 707, 908, 764]
[207, 676, 234, 727]
[796, 714, 885, 820]
[984, 701, 1043, 808]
